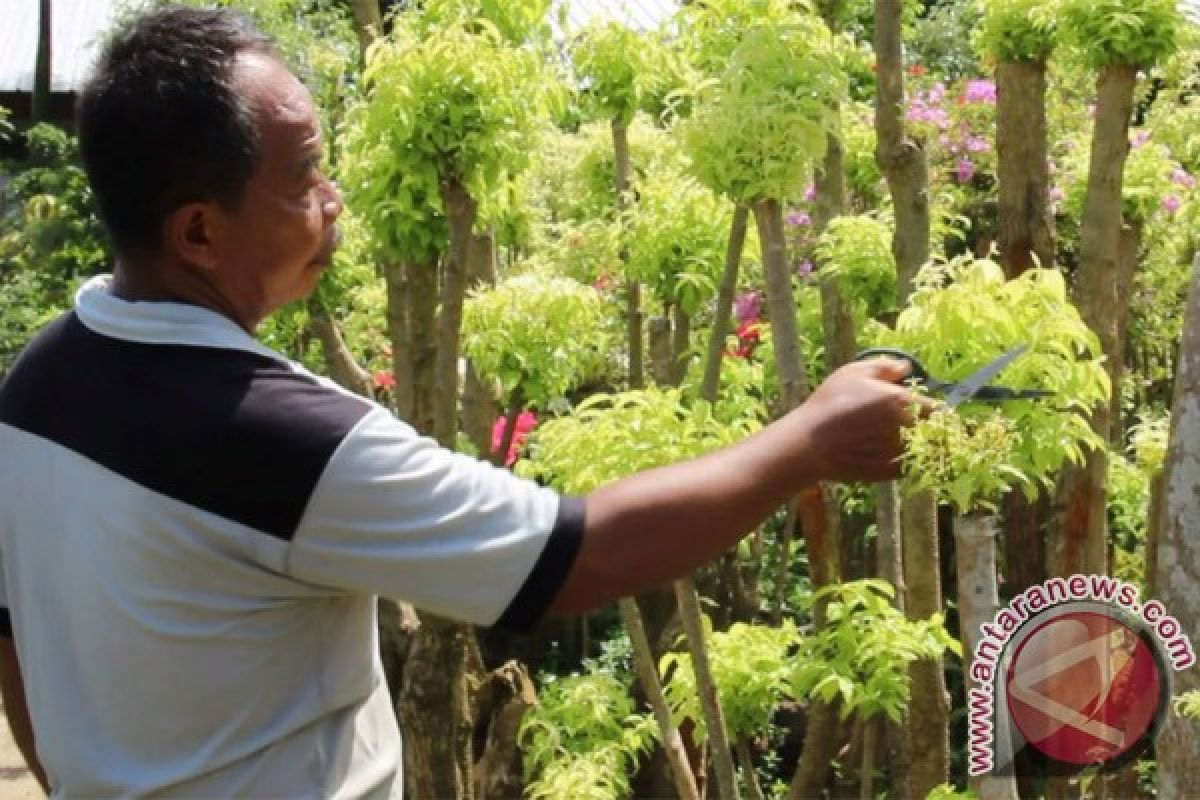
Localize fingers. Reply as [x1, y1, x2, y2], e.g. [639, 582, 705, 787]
[854, 356, 913, 384]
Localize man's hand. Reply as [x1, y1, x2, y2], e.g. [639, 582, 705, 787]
[791, 357, 934, 484]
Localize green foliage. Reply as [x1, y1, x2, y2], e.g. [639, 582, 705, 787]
[679, 15, 846, 203]
[461, 272, 612, 406]
[571, 22, 672, 125]
[841, 105, 884, 205]
[926, 784, 979, 800]
[1060, 0, 1182, 70]
[1175, 689, 1200, 720]
[519, 671, 658, 800]
[625, 173, 728, 315]
[789, 580, 960, 723]
[977, 0, 1058, 63]
[341, 19, 545, 262]
[1109, 411, 1170, 584]
[417, 0, 552, 45]
[660, 619, 798, 741]
[674, 0, 798, 78]
[814, 214, 897, 318]
[910, 1, 986, 78]
[1063, 135, 1182, 224]
[517, 389, 760, 492]
[885, 257, 1109, 512]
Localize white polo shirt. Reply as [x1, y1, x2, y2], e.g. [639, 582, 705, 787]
[0, 276, 584, 799]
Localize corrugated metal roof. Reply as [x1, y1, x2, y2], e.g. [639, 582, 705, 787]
[555, 0, 678, 33]
[0, 0, 122, 93]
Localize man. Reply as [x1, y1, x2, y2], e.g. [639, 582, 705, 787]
[0, 7, 924, 798]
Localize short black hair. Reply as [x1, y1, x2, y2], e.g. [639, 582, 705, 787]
[77, 7, 276, 257]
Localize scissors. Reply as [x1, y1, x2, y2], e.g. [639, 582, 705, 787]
[855, 345, 1053, 408]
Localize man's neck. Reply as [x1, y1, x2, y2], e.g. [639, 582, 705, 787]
[111, 260, 259, 333]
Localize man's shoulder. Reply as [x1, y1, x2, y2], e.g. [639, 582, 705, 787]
[0, 313, 378, 540]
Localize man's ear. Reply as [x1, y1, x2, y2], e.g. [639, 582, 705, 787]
[164, 202, 223, 271]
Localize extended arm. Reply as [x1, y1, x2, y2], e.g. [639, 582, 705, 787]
[547, 358, 922, 616]
[0, 637, 49, 794]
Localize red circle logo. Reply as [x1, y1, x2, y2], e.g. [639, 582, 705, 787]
[1005, 610, 1163, 766]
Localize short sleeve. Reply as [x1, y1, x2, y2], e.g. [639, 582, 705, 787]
[287, 409, 585, 630]
[0, 544, 10, 637]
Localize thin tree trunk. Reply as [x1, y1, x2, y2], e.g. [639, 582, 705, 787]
[405, 258, 439, 435]
[492, 393, 523, 468]
[787, 699, 844, 800]
[903, 490, 949, 798]
[874, 0, 930, 302]
[307, 297, 373, 396]
[1153, 252, 1200, 796]
[954, 514, 1019, 800]
[996, 60, 1054, 278]
[874, 481, 910, 800]
[815, 128, 858, 372]
[670, 303, 692, 385]
[701, 205, 750, 401]
[737, 736, 766, 800]
[613, 119, 643, 389]
[1053, 64, 1137, 579]
[620, 598, 702, 800]
[463, 233, 500, 458]
[1112, 221, 1144, 438]
[348, 0, 383, 54]
[434, 178, 478, 447]
[860, 715, 879, 800]
[33, 0, 52, 123]
[752, 197, 809, 409]
[384, 261, 415, 420]
[771, 506, 797, 627]
[649, 316, 672, 385]
[1146, 471, 1165, 597]
[673, 580, 741, 800]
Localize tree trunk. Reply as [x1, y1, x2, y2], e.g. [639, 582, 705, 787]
[670, 304, 692, 385]
[954, 514, 1019, 800]
[462, 233, 500, 459]
[33, 0, 52, 123]
[1112, 221, 1144, 438]
[752, 197, 810, 410]
[400, 259, 439, 435]
[903, 490, 950, 798]
[348, 0, 383, 54]
[434, 178, 478, 447]
[307, 297, 373, 396]
[649, 316, 672, 385]
[701, 205, 750, 401]
[1053, 64, 1137, 579]
[996, 60, 1054, 278]
[787, 699, 844, 800]
[1153, 252, 1200, 796]
[815, 129, 858, 372]
[613, 119, 644, 389]
[400, 615, 477, 800]
[620, 598, 702, 800]
[472, 661, 537, 800]
[874, 0, 930, 302]
[737, 736, 767, 800]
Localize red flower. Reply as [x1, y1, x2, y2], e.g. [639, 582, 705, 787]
[492, 410, 539, 467]
[727, 320, 763, 359]
[373, 370, 396, 390]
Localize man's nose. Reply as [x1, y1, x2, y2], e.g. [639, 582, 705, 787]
[321, 178, 344, 220]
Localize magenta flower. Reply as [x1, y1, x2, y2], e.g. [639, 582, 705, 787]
[786, 210, 812, 227]
[1049, 187, 1066, 203]
[955, 158, 976, 184]
[1172, 168, 1196, 189]
[963, 79, 997, 105]
[803, 183, 817, 202]
[797, 260, 815, 278]
[492, 411, 538, 467]
[1163, 195, 1183, 214]
[966, 135, 990, 153]
[734, 291, 763, 326]
[1131, 130, 1151, 148]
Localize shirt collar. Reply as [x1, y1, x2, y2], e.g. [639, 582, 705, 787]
[74, 275, 284, 362]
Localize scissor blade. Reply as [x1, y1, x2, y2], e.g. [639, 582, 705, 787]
[943, 345, 1029, 408]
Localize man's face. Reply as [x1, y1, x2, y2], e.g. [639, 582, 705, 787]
[211, 53, 342, 320]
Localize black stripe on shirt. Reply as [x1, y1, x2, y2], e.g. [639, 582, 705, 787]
[492, 496, 586, 633]
[0, 608, 11, 638]
[0, 313, 372, 541]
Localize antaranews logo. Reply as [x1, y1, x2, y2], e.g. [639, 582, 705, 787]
[967, 574, 1195, 777]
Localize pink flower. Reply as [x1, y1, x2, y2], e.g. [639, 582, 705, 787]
[955, 158, 976, 184]
[373, 371, 396, 390]
[786, 210, 812, 227]
[734, 291, 763, 326]
[1131, 130, 1151, 148]
[1163, 195, 1183, 214]
[492, 410, 538, 467]
[966, 135, 990, 153]
[803, 183, 817, 202]
[1049, 186, 1066, 203]
[1172, 168, 1196, 189]
[797, 260, 814, 278]
[963, 79, 997, 105]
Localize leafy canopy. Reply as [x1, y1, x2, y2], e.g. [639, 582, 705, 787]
[886, 257, 1109, 513]
[1060, 0, 1182, 69]
[977, 0, 1058, 63]
[461, 273, 613, 407]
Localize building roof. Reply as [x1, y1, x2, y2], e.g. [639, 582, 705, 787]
[0, 0, 122, 94]
[1183, 0, 1200, 23]
[556, 0, 678, 33]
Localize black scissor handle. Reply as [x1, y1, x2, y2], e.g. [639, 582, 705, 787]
[853, 348, 942, 390]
